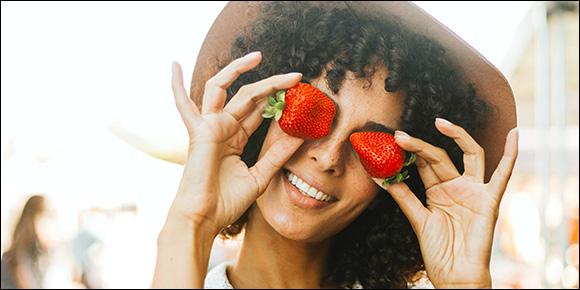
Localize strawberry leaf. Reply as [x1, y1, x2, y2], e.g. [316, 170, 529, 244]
[263, 90, 287, 121]
[382, 170, 410, 186]
[403, 152, 416, 167]
[383, 175, 397, 186]
[275, 102, 285, 111]
[262, 111, 276, 118]
[268, 96, 277, 106]
[276, 90, 285, 102]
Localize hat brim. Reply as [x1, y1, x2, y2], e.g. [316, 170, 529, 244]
[189, 1, 517, 182]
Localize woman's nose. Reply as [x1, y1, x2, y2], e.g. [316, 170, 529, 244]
[307, 135, 346, 176]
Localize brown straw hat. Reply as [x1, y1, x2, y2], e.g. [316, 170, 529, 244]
[189, 1, 517, 182]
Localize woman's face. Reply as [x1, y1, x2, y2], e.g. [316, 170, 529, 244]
[255, 67, 405, 242]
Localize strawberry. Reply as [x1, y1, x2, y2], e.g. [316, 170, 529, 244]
[262, 82, 336, 139]
[349, 131, 416, 186]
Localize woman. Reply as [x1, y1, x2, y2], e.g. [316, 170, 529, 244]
[1, 195, 49, 289]
[153, 2, 518, 288]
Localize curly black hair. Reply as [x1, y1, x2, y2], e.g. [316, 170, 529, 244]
[217, 2, 490, 288]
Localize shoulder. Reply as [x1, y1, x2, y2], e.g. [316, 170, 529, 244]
[204, 262, 234, 289]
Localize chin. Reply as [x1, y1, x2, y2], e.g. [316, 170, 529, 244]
[254, 171, 337, 243]
[258, 203, 332, 242]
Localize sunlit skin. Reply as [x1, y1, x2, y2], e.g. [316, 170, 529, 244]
[152, 52, 518, 289]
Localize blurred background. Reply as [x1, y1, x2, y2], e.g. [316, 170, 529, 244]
[1, 1, 578, 288]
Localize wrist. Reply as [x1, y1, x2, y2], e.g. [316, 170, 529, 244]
[435, 272, 492, 289]
[437, 282, 491, 289]
[159, 213, 220, 246]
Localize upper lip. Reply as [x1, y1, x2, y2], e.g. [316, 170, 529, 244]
[284, 168, 339, 200]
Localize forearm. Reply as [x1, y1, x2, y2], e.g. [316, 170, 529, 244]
[152, 217, 217, 288]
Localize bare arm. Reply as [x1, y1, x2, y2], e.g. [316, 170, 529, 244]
[151, 54, 303, 288]
[152, 217, 216, 288]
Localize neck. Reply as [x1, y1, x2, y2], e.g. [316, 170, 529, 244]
[229, 208, 333, 289]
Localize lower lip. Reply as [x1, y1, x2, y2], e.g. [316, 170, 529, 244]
[283, 173, 334, 210]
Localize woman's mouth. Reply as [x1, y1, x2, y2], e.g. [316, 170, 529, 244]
[283, 169, 337, 210]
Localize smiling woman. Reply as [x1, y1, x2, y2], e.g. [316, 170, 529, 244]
[152, 1, 518, 289]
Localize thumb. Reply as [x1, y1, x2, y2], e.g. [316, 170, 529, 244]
[373, 178, 429, 234]
[250, 134, 304, 195]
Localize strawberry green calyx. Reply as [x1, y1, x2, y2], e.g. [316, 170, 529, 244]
[403, 152, 416, 167]
[382, 152, 417, 186]
[383, 170, 409, 186]
[262, 90, 286, 121]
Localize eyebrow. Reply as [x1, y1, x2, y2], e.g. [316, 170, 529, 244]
[361, 121, 396, 135]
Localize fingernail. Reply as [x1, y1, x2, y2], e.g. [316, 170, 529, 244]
[244, 51, 262, 59]
[395, 130, 410, 140]
[435, 117, 453, 126]
[171, 61, 178, 75]
[511, 127, 519, 138]
[286, 72, 302, 78]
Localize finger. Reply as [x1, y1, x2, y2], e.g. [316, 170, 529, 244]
[239, 98, 267, 137]
[373, 179, 429, 233]
[435, 118, 485, 182]
[415, 156, 440, 190]
[202, 51, 262, 114]
[224, 72, 302, 121]
[172, 62, 201, 132]
[249, 135, 304, 195]
[394, 130, 461, 182]
[488, 128, 519, 200]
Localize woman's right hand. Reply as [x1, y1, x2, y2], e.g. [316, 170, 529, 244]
[168, 51, 304, 236]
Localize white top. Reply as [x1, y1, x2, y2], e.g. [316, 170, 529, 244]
[204, 262, 234, 289]
[203, 262, 434, 289]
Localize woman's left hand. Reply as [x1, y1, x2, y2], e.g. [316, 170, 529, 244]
[373, 118, 519, 289]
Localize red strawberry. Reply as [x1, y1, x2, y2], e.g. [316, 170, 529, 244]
[349, 131, 416, 185]
[262, 82, 336, 139]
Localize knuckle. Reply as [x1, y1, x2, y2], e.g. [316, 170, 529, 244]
[498, 169, 509, 179]
[231, 57, 245, 67]
[249, 93, 262, 105]
[205, 78, 217, 90]
[233, 65, 245, 76]
[268, 82, 277, 93]
[271, 74, 286, 83]
[501, 167, 513, 178]
[434, 147, 448, 157]
[258, 76, 275, 89]
[238, 84, 253, 96]
[476, 145, 485, 156]
[264, 154, 278, 169]
[457, 126, 468, 137]
[262, 75, 282, 89]
[172, 79, 182, 90]
[415, 158, 428, 168]
[226, 61, 244, 76]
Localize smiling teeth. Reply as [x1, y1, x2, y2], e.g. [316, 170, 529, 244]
[285, 171, 334, 202]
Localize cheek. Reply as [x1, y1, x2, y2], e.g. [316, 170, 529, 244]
[344, 158, 381, 202]
[344, 178, 380, 210]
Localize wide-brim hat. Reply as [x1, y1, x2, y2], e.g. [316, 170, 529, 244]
[187, 1, 517, 182]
